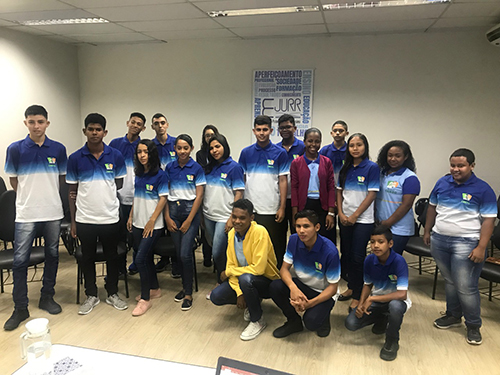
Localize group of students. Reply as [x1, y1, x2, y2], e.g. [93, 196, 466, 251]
[3, 105, 497, 362]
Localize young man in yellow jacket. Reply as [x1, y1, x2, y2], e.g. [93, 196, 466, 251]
[210, 198, 280, 341]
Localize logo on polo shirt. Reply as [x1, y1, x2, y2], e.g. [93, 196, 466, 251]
[267, 159, 275, 167]
[315, 262, 323, 272]
[47, 157, 56, 167]
[220, 173, 227, 180]
[293, 154, 299, 159]
[169, 151, 176, 157]
[146, 184, 154, 192]
[462, 193, 472, 202]
[357, 176, 365, 183]
[105, 163, 114, 172]
[186, 174, 194, 182]
[388, 274, 398, 283]
[387, 181, 399, 189]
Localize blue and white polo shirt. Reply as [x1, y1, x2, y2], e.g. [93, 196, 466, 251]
[239, 142, 289, 215]
[284, 233, 341, 294]
[66, 143, 126, 224]
[277, 138, 305, 199]
[153, 135, 177, 170]
[338, 159, 380, 224]
[320, 142, 347, 185]
[430, 173, 497, 238]
[364, 251, 411, 309]
[203, 157, 245, 222]
[166, 158, 206, 201]
[132, 170, 169, 230]
[109, 134, 140, 206]
[376, 167, 421, 236]
[5, 135, 67, 223]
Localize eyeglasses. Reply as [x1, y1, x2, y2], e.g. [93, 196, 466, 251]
[153, 121, 167, 126]
[279, 125, 293, 131]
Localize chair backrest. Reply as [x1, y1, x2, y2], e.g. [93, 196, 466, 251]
[0, 176, 7, 196]
[0, 190, 16, 243]
[414, 197, 429, 228]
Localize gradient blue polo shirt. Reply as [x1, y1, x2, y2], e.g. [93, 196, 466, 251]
[66, 143, 126, 224]
[376, 167, 420, 236]
[429, 173, 497, 238]
[133, 170, 169, 230]
[203, 157, 245, 222]
[337, 159, 380, 224]
[239, 142, 289, 215]
[320, 142, 347, 185]
[284, 233, 340, 294]
[153, 135, 177, 170]
[364, 251, 411, 309]
[5, 135, 67, 223]
[109, 134, 140, 206]
[166, 158, 206, 201]
[278, 138, 305, 199]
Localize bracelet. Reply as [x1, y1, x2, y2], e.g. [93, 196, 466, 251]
[327, 212, 335, 217]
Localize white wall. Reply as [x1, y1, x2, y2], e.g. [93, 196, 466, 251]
[78, 30, 500, 197]
[0, 28, 81, 185]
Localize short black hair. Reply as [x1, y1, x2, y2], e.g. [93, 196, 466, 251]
[450, 148, 475, 165]
[304, 127, 322, 142]
[294, 209, 319, 226]
[278, 114, 295, 126]
[84, 113, 106, 130]
[175, 134, 194, 148]
[25, 105, 48, 120]
[371, 225, 393, 242]
[152, 113, 167, 122]
[332, 120, 348, 131]
[129, 112, 146, 125]
[254, 115, 272, 128]
[232, 198, 254, 216]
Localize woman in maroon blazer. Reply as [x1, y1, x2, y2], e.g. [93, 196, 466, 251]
[290, 127, 336, 237]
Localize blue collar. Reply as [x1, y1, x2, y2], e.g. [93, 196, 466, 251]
[445, 172, 477, 186]
[253, 141, 273, 151]
[82, 142, 111, 156]
[123, 134, 140, 145]
[373, 249, 397, 266]
[173, 157, 195, 169]
[331, 143, 347, 152]
[220, 156, 234, 166]
[297, 234, 323, 253]
[385, 167, 406, 176]
[304, 155, 319, 165]
[235, 225, 251, 241]
[25, 134, 50, 148]
[353, 158, 369, 169]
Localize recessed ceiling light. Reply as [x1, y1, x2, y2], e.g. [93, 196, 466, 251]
[323, 0, 450, 11]
[208, 6, 319, 18]
[22, 18, 109, 26]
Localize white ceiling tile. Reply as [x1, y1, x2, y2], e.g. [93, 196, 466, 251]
[144, 28, 235, 39]
[453, 0, 500, 3]
[0, 19, 17, 26]
[118, 19, 222, 32]
[0, 0, 75, 13]
[232, 24, 327, 37]
[431, 16, 499, 28]
[44, 35, 82, 44]
[70, 32, 156, 44]
[86, 4, 206, 22]
[441, 3, 500, 18]
[62, 0, 185, 8]
[327, 19, 434, 33]
[28, 23, 132, 35]
[0, 9, 98, 23]
[193, 0, 319, 12]
[215, 11, 323, 28]
[5, 25, 54, 36]
[323, 3, 448, 23]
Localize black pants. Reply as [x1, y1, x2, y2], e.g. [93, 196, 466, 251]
[285, 199, 296, 235]
[254, 213, 287, 269]
[77, 222, 121, 297]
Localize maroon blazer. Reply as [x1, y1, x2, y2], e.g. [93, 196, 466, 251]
[290, 155, 336, 212]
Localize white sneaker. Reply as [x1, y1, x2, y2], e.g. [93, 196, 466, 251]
[106, 293, 128, 311]
[243, 308, 251, 322]
[78, 296, 100, 315]
[240, 318, 267, 341]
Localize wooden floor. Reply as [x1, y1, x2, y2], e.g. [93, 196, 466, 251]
[2, 246, 500, 375]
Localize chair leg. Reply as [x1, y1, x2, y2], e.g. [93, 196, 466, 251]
[0, 269, 4, 293]
[418, 256, 422, 275]
[76, 263, 81, 304]
[432, 266, 439, 300]
[489, 281, 493, 302]
[124, 270, 129, 298]
[193, 249, 198, 292]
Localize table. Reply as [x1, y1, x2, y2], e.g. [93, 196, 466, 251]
[14, 344, 215, 374]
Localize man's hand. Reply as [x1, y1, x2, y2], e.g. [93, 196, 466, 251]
[166, 217, 178, 233]
[126, 217, 133, 233]
[469, 247, 486, 263]
[423, 232, 431, 246]
[143, 219, 155, 238]
[220, 271, 228, 282]
[275, 207, 285, 223]
[325, 215, 334, 230]
[236, 295, 247, 309]
[70, 222, 77, 239]
[290, 286, 307, 303]
[225, 217, 233, 233]
[179, 218, 192, 234]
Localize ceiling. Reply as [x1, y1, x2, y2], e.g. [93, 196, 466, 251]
[0, 0, 499, 45]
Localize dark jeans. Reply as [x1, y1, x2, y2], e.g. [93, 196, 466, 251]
[392, 234, 411, 255]
[119, 204, 135, 272]
[285, 199, 296, 235]
[201, 226, 213, 263]
[339, 222, 374, 300]
[132, 226, 162, 300]
[168, 200, 200, 296]
[76, 222, 121, 297]
[345, 300, 407, 341]
[270, 278, 334, 331]
[210, 274, 272, 322]
[254, 213, 287, 269]
[12, 220, 61, 309]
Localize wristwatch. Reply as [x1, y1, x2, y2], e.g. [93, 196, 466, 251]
[327, 212, 335, 217]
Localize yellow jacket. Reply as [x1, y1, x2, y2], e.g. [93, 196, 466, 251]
[225, 221, 280, 296]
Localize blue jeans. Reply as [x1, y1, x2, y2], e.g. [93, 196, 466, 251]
[132, 227, 162, 300]
[430, 232, 483, 328]
[168, 200, 200, 296]
[345, 300, 407, 341]
[12, 220, 62, 309]
[339, 222, 374, 300]
[210, 274, 272, 322]
[392, 234, 411, 255]
[204, 218, 228, 283]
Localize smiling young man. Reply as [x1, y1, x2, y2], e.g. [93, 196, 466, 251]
[424, 148, 497, 345]
[269, 210, 340, 338]
[4, 105, 67, 331]
[239, 115, 289, 268]
[210, 199, 280, 341]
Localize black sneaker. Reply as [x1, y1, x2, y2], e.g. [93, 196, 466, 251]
[4, 308, 30, 331]
[171, 271, 181, 279]
[174, 290, 186, 302]
[466, 326, 482, 345]
[317, 316, 331, 337]
[155, 258, 169, 273]
[434, 314, 462, 329]
[128, 268, 138, 276]
[273, 319, 304, 338]
[39, 296, 62, 315]
[380, 339, 399, 361]
[181, 299, 193, 311]
[372, 316, 388, 335]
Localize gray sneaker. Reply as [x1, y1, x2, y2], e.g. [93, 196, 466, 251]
[106, 294, 128, 311]
[78, 296, 100, 315]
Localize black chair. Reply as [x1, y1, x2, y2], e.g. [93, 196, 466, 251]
[59, 182, 74, 255]
[73, 239, 129, 304]
[480, 222, 500, 301]
[0, 176, 7, 196]
[404, 197, 439, 299]
[0, 190, 45, 293]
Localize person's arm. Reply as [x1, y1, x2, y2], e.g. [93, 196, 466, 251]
[275, 175, 287, 223]
[469, 217, 495, 263]
[115, 178, 124, 190]
[143, 196, 168, 238]
[423, 204, 437, 246]
[325, 159, 336, 230]
[302, 283, 338, 310]
[346, 191, 377, 225]
[68, 183, 78, 238]
[337, 188, 348, 225]
[225, 190, 244, 233]
[164, 202, 178, 232]
[280, 261, 307, 303]
[355, 284, 374, 318]
[179, 185, 204, 233]
[127, 205, 134, 233]
[380, 194, 418, 227]
[9, 177, 18, 192]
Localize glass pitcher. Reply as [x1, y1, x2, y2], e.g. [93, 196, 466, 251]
[20, 318, 52, 375]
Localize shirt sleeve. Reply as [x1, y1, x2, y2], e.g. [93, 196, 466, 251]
[429, 180, 440, 206]
[195, 164, 206, 186]
[238, 150, 247, 173]
[395, 257, 409, 291]
[277, 149, 290, 176]
[402, 175, 420, 195]
[58, 144, 68, 175]
[479, 183, 498, 217]
[367, 163, 381, 191]
[283, 235, 296, 265]
[325, 245, 341, 284]
[230, 163, 245, 191]
[4, 143, 19, 176]
[114, 151, 127, 179]
[158, 171, 169, 197]
[66, 154, 78, 184]
[363, 257, 373, 285]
